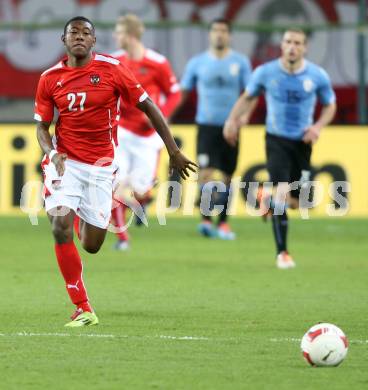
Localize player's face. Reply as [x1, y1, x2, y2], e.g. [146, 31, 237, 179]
[62, 21, 96, 59]
[209, 23, 231, 51]
[281, 32, 306, 64]
[114, 24, 129, 50]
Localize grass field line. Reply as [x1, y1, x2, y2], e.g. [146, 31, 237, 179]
[1, 333, 367, 344]
[270, 337, 368, 344]
[0, 331, 209, 341]
[1, 333, 366, 345]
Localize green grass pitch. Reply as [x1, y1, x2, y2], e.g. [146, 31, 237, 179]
[0, 216, 367, 389]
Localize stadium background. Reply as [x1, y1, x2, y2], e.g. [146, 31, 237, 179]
[1, 3, 368, 389]
[1, 0, 367, 217]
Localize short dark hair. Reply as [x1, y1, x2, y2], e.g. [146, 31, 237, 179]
[209, 18, 232, 32]
[284, 28, 307, 43]
[63, 16, 95, 35]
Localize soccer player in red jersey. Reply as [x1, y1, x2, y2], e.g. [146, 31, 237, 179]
[35, 16, 196, 327]
[110, 14, 182, 250]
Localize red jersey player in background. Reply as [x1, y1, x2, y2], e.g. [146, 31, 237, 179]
[111, 14, 182, 250]
[35, 16, 196, 327]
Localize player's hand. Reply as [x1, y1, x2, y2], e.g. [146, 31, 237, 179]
[223, 119, 240, 147]
[51, 153, 67, 176]
[303, 125, 321, 144]
[169, 150, 198, 179]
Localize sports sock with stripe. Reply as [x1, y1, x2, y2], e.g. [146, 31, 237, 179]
[199, 184, 213, 222]
[111, 202, 129, 242]
[271, 210, 288, 254]
[218, 185, 231, 224]
[54, 242, 92, 312]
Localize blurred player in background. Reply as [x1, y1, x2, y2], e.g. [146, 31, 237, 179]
[177, 18, 252, 240]
[224, 29, 336, 268]
[111, 14, 181, 250]
[35, 16, 196, 327]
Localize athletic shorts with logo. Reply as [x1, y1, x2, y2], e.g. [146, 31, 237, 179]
[42, 157, 117, 229]
[197, 124, 239, 176]
[266, 133, 312, 199]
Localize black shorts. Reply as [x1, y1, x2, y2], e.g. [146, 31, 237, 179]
[266, 133, 312, 198]
[197, 124, 239, 176]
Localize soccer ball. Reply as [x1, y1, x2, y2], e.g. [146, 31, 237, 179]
[301, 323, 349, 367]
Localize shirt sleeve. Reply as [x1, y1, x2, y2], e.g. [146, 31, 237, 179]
[317, 68, 336, 105]
[240, 56, 252, 89]
[156, 60, 180, 97]
[34, 75, 54, 122]
[246, 65, 266, 97]
[156, 60, 181, 117]
[114, 62, 148, 106]
[180, 57, 198, 91]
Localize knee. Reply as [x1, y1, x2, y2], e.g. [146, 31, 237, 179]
[133, 190, 151, 203]
[52, 218, 73, 243]
[81, 239, 102, 254]
[223, 175, 232, 186]
[288, 197, 299, 209]
[199, 169, 213, 184]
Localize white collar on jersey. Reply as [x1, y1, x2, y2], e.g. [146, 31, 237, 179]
[278, 58, 307, 75]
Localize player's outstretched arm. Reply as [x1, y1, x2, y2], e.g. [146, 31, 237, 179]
[224, 92, 258, 146]
[302, 102, 336, 144]
[36, 121, 67, 176]
[137, 97, 198, 179]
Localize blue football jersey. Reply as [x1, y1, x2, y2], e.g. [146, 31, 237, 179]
[181, 50, 252, 126]
[246, 59, 335, 140]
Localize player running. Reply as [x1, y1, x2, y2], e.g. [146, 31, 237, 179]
[224, 29, 336, 268]
[111, 14, 181, 250]
[176, 18, 252, 239]
[35, 16, 196, 327]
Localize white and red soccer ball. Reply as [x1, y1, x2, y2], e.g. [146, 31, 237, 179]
[301, 323, 349, 367]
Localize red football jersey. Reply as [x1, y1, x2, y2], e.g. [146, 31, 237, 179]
[113, 49, 181, 137]
[34, 53, 147, 165]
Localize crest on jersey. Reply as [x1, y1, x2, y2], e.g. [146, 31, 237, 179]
[90, 74, 100, 85]
[303, 78, 314, 92]
[229, 63, 240, 76]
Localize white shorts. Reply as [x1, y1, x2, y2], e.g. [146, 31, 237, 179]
[114, 127, 163, 195]
[42, 158, 117, 229]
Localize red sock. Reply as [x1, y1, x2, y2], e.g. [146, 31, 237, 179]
[73, 215, 81, 240]
[111, 202, 129, 242]
[54, 242, 92, 312]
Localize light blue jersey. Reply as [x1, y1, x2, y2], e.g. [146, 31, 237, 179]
[181, 50, 251, 126]
[246, 59, 335, 140]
